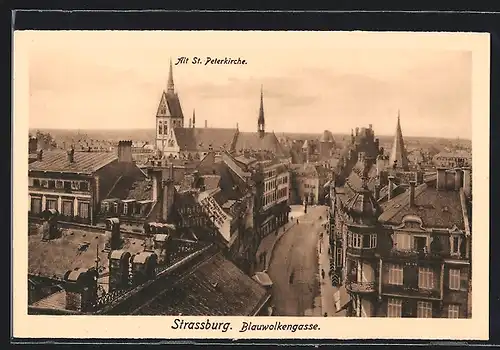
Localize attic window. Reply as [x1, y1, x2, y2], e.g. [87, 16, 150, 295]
[442, 206, 449, 213]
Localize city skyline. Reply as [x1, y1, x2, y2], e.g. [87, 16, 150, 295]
[27, 31, 472, 139]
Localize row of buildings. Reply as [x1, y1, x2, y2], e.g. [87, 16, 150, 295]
[328, 115, 472, 318]
[27, 61, 295, 316]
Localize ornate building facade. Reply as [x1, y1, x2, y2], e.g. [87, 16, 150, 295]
[329, 115, 472, 318]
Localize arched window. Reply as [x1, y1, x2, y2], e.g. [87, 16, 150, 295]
[163, 124, 168, 134]
[158, 122, 163, 135]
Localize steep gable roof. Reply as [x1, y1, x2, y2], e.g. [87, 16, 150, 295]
[156, 91, 184, 119]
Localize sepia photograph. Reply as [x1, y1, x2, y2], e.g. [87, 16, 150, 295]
[13, 30, 490, 339]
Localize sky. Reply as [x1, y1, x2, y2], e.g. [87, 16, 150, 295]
[25, 31, 473, 139]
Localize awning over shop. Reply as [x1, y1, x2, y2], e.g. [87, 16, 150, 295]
[334, 285, 351, 313]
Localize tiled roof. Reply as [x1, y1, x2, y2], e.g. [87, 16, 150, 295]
[125, 178, 154, 201]
[28, 229, 145, 279]
[29, 150, 117, 174]
[378, 181, 465, 229]
[233, 132, 285, 156]
[174, 128, 237, 152]
[132, 252, 268, 316]
[106, 167, 151, 201]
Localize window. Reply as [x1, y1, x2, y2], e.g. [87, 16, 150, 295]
[46, 198, 57, 210]
[352, 233, 362, 248]
[387, 298, 402, 317]
[30, 197, 42, 214]
[80, 181, 89, 191]
[388, 264, 403, 285]
[449, 268, 460, 290]
[48, 180, 55, 189]
[64, 181, 71, 191]
[448, 304, 460, 318]
[348, 233, 353, 247]
[451, 236, 461, 255]
[395, 233, 411, 250]
[40, 179, 48, 188]
[370, 234, 377, 248]
[55, 180, 64, 189]
[414, 236, 427, 252]
[417, 301, 433, 318]
[71, 181, 80, 190]
[62, 200, 73, 216]
[78, 202, 89, 218]
[418, 267, 434, 289]
[336, 248, 342, 266]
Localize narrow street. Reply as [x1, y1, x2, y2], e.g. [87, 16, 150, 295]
[267, 205, 328, 316]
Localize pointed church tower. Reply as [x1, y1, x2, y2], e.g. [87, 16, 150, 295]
[155, 58, 185, 155]
[258, 85, 265, 137]
[389, 110, 409, 171]
[192, 109, 196, 128]
[167, 58, 175, 94]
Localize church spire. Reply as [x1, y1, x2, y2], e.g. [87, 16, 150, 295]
[167, 58, 175, 93]
[192, 109, 196, 128]
[389, 109, 409, 170]
[258, 85, 265, 136]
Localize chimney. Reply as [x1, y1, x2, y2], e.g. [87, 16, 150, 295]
[108, 250, 131, 291]
[205, 120, 208, 128]
[153, 234, 169, 265]
[462, 168, 472, 197]
[355, 127, 359, 137]
[409, 181, 416, 207]
[29, 137, 38, 154]
[454, 168, 464, 191]
[117, 140, 133, 163]
[388, 176, 395, 200]
[106, 218, 122, 250]
[374, 184, 381, 201]
[160, 165, 175, 222]
[188, 118, 192, 128]
[63, 268, 98, 312]
[131, 251, 158, 285]
[151, 172, 160, 202]
[37, 149, 43, 161]
[436, 167, 447, 191]
[67, 147, 75, 163]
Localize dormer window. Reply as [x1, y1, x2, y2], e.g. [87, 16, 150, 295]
[451, 235, 461, 255]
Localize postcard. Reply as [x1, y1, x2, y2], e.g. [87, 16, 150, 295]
[12, 30, 490, 340]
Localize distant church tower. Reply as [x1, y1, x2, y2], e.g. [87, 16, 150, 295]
[258, 85, 265, 137]
[389, 110, 409, 171]
[155, 58, 185, 154]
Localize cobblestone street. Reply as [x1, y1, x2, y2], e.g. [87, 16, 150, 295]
[267, 205, 328, 316]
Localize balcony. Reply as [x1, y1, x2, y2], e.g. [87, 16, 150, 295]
[387, 249, 445, 261]
[346, 246, 377, 257]
[346, 280, 377, 294]
[381, 283, 441, 300]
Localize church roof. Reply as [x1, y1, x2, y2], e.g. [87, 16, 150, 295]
[156, 91, 184, 119]
[389, 112, 409, 170]
[234, 132, 285, 156]
[174, 128, 237, 152]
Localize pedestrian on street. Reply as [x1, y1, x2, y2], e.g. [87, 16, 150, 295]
[321, 269, 325, 279]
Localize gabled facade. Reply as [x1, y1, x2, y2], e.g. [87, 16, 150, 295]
[155, 59, 185, 155]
